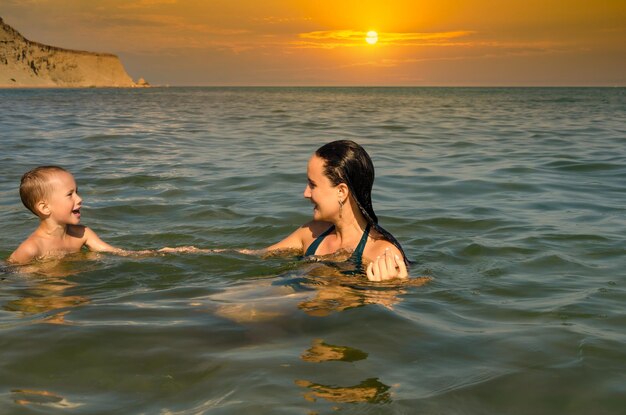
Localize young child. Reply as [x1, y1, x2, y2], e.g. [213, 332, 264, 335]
[8, 166, 145, 265]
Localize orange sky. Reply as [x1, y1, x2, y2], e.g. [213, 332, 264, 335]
[3, 0, 625, 85]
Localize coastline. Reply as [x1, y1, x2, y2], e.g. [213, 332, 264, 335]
[1, 17, 143, 88]
[0, 84, 152, 89]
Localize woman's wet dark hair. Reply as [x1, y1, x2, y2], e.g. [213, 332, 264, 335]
[315, 140, 409, 265]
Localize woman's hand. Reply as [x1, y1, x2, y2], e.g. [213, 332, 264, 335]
[366, 249, 408, 281]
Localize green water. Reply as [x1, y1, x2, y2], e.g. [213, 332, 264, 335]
[0, 87, 625, 414]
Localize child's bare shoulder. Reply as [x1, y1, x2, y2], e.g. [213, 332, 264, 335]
[8, 235, 43, 264]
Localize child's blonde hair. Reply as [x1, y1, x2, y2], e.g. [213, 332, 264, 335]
[19, 166, 68, 216]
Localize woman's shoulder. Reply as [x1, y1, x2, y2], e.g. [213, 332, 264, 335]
[365, 228, 404, 260]
[300, 220, 334, 238]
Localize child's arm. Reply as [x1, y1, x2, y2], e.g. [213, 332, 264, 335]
[83, 227, 124, 253]
[82, 227, 152, 256]
[83, 227, 183, 256]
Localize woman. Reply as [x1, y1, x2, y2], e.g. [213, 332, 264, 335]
[266, 140, 409, 281]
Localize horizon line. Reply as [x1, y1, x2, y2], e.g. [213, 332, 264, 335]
[2, 84, 624, 90]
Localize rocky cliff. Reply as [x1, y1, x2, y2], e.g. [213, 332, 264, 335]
[0, 17, 140, 87]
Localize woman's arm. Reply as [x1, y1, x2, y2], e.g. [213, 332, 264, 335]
[265, 226, 306, 252]
[264, 221, 335, 255]
[160, 229, 307, 256]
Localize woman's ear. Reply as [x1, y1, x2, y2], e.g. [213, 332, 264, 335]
[337, 183, 349, 202]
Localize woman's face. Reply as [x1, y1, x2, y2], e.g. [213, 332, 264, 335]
[304, 155, 340, 221]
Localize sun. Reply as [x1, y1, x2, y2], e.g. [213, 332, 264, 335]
[365, 30, 378, 45]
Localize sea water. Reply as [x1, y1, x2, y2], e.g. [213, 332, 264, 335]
[0, 87, 625, 414]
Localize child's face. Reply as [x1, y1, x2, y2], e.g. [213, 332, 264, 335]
[44, 171, 83, 225]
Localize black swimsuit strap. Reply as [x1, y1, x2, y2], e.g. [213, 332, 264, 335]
[349, 223, 371, 261]
[348, 223, 371, 274]
[304, 225, 335, 257]
[304, 223, 371, 274]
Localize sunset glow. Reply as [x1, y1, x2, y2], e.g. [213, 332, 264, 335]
[365, 31, 378, 45]
[1, 0, 624, 86]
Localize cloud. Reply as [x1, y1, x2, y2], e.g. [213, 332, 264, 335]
[293, 30, 475, 49]
[85, 13, 250, 36]
[5, 0, 50, 4]
[334, 40, 573, 70]
[117, 0, 178, 9]
[252, 16, 313, 24]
